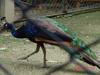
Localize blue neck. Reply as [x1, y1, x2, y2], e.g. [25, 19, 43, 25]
[7, 23, 16, 37]
[11, 26, 16, 33]
[11, 27, 16, 37]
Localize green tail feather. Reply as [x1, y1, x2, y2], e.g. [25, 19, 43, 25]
[42, 17, 97, 60]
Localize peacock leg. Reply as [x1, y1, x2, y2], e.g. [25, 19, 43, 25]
[40, 44, 47, 68]
[18, 44, 41, 60]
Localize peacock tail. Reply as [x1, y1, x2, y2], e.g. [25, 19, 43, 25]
[37, 17, 97, 60]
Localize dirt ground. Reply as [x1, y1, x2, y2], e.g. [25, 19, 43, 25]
[0, 11, 100, 75]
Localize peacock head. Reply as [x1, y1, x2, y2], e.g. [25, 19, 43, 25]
[0, 17, 6, 31]
[0, 17, 7, 28]
[0, 17, 13, 30]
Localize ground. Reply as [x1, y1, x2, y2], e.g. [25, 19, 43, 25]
[0, 11, 100, 75]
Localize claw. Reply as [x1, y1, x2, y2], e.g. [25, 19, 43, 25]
[18, 57, 29, 61]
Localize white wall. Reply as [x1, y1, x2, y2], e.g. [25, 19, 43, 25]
[0, 0, 15, 22]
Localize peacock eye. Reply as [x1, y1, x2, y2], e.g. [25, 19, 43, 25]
[5, 24, 7, 27]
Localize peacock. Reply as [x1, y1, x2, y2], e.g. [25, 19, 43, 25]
[0, 17, 100, 68]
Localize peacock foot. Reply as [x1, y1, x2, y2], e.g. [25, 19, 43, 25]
[42, 64, 49, 68]
[18, 56, 29, 61]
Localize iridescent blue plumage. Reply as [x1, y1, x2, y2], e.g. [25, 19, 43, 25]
[24, 20, 39, 38]
[5, 21, 39, 38]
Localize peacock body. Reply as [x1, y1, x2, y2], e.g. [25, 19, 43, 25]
[37, 17, 97, 59]
[0, 16, 99, 68]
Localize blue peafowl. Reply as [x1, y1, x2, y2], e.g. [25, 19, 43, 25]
[0, 17, 100, 68]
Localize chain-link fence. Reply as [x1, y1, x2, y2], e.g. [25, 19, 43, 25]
[18, 0, 100, 16]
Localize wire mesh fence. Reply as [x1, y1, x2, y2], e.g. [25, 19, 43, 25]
[19, 0, 100, 16]
[0, 0, 100, 75]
